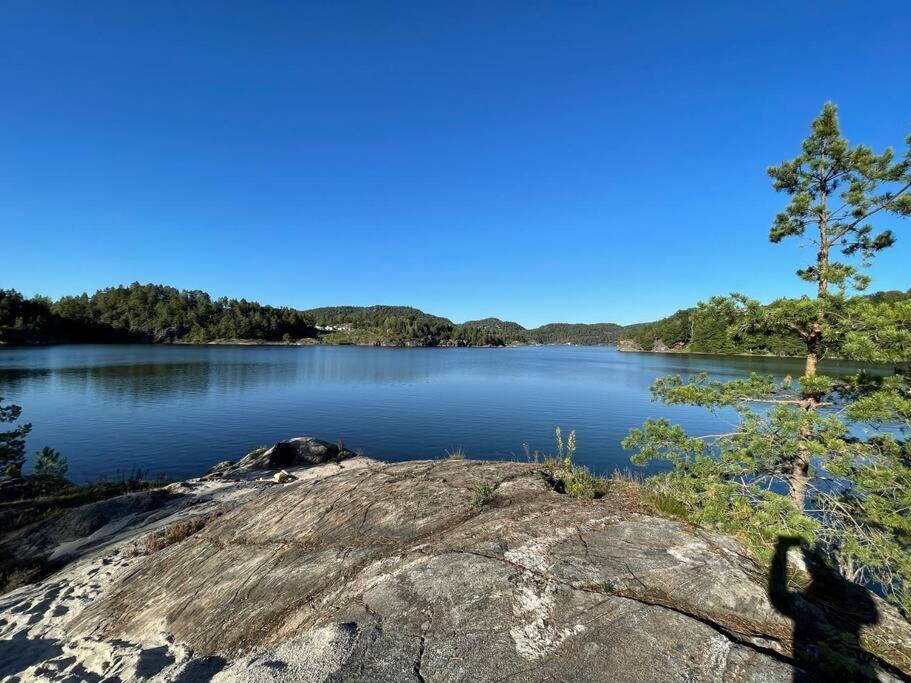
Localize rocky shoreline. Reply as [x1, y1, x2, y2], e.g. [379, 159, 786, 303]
[2, 438, 909, 681]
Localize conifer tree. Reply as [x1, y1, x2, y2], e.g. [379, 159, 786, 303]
[623, 103, 911, 610]
[0, 397, 30, 478]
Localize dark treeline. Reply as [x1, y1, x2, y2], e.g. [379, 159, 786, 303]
[619, 289, 911, 355]
[528, 322, 623, 345]
[0, 286, 535, 347]
[0, 284, 317, 344]
[307, 305, 457, 341]
[0, 285, 630, 348]
[4, 282, 908, 354]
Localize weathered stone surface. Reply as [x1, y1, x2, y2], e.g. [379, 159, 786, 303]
[2, 441, 909, 681]
[207, 437, 357, 476]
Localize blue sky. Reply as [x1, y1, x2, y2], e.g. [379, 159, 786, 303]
[3, 2, 910, 327]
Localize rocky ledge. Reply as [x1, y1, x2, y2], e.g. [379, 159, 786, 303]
[1, 438, 910, 681]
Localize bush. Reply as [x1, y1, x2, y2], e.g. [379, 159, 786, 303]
[32, 447, 67, 494]
[544, 427, 610, 499]
[469, 481, 495, 510]
[639, 471, 818, 566]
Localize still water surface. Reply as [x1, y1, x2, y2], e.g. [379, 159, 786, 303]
[0, 344, 869, 482]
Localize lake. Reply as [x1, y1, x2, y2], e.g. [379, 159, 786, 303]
[0, 344, 870, 483]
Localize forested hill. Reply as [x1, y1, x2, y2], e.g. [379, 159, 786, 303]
[4, 282, 906, 354]
[526, 323, 624, 345]
[0, 284, 317, 345]
[618, 289, 911, 356]
[0, 284, 623, 348]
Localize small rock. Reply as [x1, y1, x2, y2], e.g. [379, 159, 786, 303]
[272, 470, 296, 484]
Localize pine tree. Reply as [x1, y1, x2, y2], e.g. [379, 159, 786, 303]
[0, 397, 31, 478]
[623, 103, 911, 610]
[32, 446, 68, 493]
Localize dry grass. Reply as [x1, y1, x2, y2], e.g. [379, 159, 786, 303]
[143, 513, 220, 553]
[446, 446, 467, 460]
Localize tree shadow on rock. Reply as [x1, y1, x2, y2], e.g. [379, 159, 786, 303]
[768, 536, 881, 681]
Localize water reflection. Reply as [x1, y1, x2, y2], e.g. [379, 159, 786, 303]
[0, 347, 448, 402]
[0, 345, 883, 482]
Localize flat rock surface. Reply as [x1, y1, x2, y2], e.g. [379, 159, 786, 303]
[1, 445, 909, 681]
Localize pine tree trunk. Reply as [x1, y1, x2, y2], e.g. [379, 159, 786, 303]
[804, 350, 817, 377]
[790, 457, 810, 509]
[791, 170, 828, 510]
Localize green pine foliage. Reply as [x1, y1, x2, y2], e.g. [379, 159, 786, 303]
[527, 322, 623, 346]
[0, 397, 30, 478]
[620, 290, 910, 356]
[32, 447, 68, 493]
[624, 103, 911, 613]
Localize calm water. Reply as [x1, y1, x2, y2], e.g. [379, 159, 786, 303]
[0, 344, 871, 483]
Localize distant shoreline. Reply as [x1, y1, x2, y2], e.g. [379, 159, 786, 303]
[4, 340, 905, 367]
[1, 338, 615, 350]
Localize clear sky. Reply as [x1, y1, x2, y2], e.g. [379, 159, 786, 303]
[3, 2, 910, 327]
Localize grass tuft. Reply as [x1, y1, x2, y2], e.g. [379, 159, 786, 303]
[143, 513, 221, 553]
[446, 447, 466, 461]
[469, 481, 496, 510]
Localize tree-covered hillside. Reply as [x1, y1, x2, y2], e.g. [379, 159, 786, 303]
[0, 284, 317, 344]
[619, 289, 911, 356]
[458, 318, 526, 337]
[6, 282, 905, 355]
[526, 323, 623, 346]
[1, 285, 623, 348]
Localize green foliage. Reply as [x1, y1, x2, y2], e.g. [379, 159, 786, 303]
[308, 308, 622, 346]
[1, 284, 318, 344]
[767, 102, 910, 293]
[469, 481, 496, 510]
[546, 427, 609, 499]
[625, 367, 911, 610]
[452, 324, 512, 347]
[32, 447, 68, 494]
[0, 397, 30, 478]
[1, 399, 66, 491]
[308, 305, 457, 342]
[825, 373, 911, 613]
[3, 288, 628, 348]
[457, 318, 527, 346]
[526, 323, 623, 346]
[641, 472, 818, 565]
[619, 289, 910, 358]
[625, 103, 911, 614]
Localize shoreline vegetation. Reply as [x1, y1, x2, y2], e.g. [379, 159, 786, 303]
[0, 283, 623, 349]
[2, 283, 908, 361]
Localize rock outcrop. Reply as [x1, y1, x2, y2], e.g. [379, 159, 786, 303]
[1, 440, 909, 681]
[205, 437, 357, 476]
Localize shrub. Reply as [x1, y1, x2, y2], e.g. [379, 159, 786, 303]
[32, 447, 67, 494]
[0, 397, 30, 478]
[639, 470, 818, 567]
[469, 481, 495, 510]
[545, 427, 610, 499]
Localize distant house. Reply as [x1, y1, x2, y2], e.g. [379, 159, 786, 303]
[672, 341, 686, 350]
